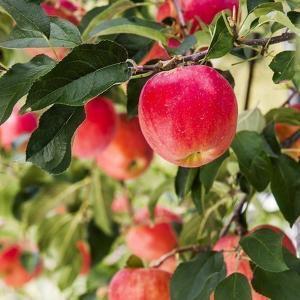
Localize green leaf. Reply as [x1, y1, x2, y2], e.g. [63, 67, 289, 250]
[0, 0, 50, 38]
[206, 16, 233, 59]
[171, 252, 226, 300]
[87, 221, 117, 266]
[0, 55, 56, 124]
[215, 273, 252, 300]
[269, 51, 295, 84]
[247, 0, 274, 13]
[82, 0, 136, 40]
[126, 255, 144, 268]
[23, 41, 131, 111]
[252, 268, 300, 300]
[271, 154, 300, 226]
[127, 76, 149, 117]
[20, 252, 40, 273]
[231, 131, 272, 192]
[200, 151, 229, 192]
[168, 35, 196, 55]
[263, 122, 281, 156]
[89, 18, 167, 45]
[175, 167, 199, 201]
[26, 105, 85, 174]
[237, 108, 266, 133]
[240, 228, 289, 272]
[0, 17, 82, 48]
[90, 169, 113, 236]
[265, 107, 300, 126]
[215, 69, 235, 88]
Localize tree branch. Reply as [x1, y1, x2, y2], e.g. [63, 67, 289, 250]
[132, 32, 296, 74]
[151, 244, 209, 268]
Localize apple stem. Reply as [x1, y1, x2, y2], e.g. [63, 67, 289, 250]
[132, 32, 295, 75]
[151, 244, 210, 268]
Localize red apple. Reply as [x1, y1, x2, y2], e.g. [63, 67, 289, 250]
[0, 243, 42, 288]
[126, 207, 180, 265]
[72, 96, 117, 159]
[76, 240, 91, 275]
[275, 104, 300, 159]
[96, 114, 153, 180]
[250, 224, 296, 256]
[157, 0, 176, 23]
[108, 268, 171, 300]
[111, 196, 130, 213]
[213, 235, 267, 300]
[138, 65, 237, 168]
[0, 106, 38, 151]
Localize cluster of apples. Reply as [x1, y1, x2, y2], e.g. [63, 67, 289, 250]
[0, 240, 42, 288]
[108, 224, 296, 300]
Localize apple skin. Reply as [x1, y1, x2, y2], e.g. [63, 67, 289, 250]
[250, 224, 296, 256]
[72, 96, 117, 159]
[108, 268, 171, 300]
[76, 241, 91, 275]
[138, 65, 238, 168]
[275, 104, 300, 159]
[0, 107, 38, 151]
[111, 196, 130, 213]
[213, 235, 267, 300]
[96, 114, 153, 180]
[0, 243, 42, 288]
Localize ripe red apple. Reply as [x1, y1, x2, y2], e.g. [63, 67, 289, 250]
[96, 114, 153, 180]
[0, 243, 42, 288]
[76, 240, 91, 275]
[72, 96, 117, 159]
[126, 207, 180, 270]
[157, 0, 176, 23]
[275, 104, 300, 159]
[108, 268, 171, 300]
[213, 235, 267, 300]
[250, 224, 296, 256]
[139, 65, 237, 168]
[0, 106, 38, 151]
[111, 195, 130, 213]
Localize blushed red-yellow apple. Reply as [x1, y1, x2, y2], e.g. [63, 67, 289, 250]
[96, 114, 153, 180]
[139, 65, 237, 168]
[108, 268, 171, 300]
[72, 96, 117, 159]
[76, 240, 91, 275]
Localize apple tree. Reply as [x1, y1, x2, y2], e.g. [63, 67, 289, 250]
[0, 0, 300, 299]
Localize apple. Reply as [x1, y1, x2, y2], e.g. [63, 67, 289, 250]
[108, 268, 171, 300]
[96, 114, 153, 180]
[76, 240, 91, 275]
[111, 195, 130, 213]
[0, 106, 38, 151]
[72, 96, 117, 159]
[275, 104, 300, 159]
[138, 65, 237, 168]
[250, 224, 296, 255]
[0, 243, 42, 288]
[126, 207, 180, 271]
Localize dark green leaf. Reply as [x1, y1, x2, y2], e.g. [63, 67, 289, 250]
[252, 268, 300, 300]
[265, 107, 300, 126]
[240, 228, 289, 272]
[0, 55, 56, 124]
[271, 154, 300, 226]
[171, 252, 226, 300]
[20, 252, 40, 273]
[215, 273, 252, 300]
[23, 41, 130, 111]
[126, 255, 144, 268]
[262, 122, 281, 156]
[269, 51, 295, 84]
[127, 76, 149, 117]
[175, 167, 199, 201]
[0, 0, 50, 37]
[26, 105, 85, 174]
[87, 221, 118, 266]
[0, 17, 82, 48]
[231, 131, 272, 192]
[215, 69, 235, 88]
[247, 0, 274, 13]
[206, 16, 233, 59]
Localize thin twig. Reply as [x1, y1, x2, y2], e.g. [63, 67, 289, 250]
[132, 32, 295, 74]
[220, 195, 249, 238]
[151, 244, 209, 268]
[244, 59, 256, 110]
[281, 89, 299, 107]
